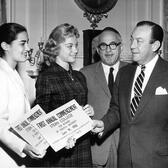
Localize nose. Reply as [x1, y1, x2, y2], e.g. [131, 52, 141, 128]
[106, 45, 112, 52]
[73, 46, 78, 54]
[130, 39, 137, 49]
[25, 43, 30, 51]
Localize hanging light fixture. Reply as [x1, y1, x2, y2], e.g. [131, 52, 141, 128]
[83, 12, 108, 29]
[74, 0, 118, 29]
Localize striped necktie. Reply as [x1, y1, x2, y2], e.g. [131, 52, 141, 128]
[130, 65, 145, 117]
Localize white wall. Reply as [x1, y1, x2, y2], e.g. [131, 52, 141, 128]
[6, 0, 163, 105]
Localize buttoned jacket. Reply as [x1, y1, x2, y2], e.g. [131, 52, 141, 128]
[102, 57, 168, 168]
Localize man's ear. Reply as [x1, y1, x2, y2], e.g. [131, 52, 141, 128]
[96, 47, 100, 55]
[152, 40, 160, 52]
[120, 43, 123, 52]
[1, 42, 9, 51]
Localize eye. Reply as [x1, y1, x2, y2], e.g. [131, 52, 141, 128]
[136, 38, 143, 44]
[100, 43, 106, 47]
[20, 42, 26, 46]
[98, 43, 107, 50]
[109, 42, 118, 47]
[20, 40, 28, 46]
[66, 44, 73, 49]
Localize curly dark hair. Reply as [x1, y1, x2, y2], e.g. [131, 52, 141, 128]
[0, 22, 27, 56]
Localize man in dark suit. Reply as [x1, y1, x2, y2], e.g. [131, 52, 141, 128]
[92, 21, 168, 168]
[81, 27, 127, 168]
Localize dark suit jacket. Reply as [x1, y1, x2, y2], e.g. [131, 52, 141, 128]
[80, 61, 126, 166]
[102, 57, 168, 168]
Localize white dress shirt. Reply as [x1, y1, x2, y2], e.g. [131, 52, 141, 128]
[131, 55, 159, 101]
[102, 61, 120, 84]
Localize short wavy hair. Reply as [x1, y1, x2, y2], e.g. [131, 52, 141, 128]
[42, 23, 79, 66]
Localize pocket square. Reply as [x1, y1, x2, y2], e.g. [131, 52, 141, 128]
[155, 86, 168, 95]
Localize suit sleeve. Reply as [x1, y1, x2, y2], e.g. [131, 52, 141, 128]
[101, 71, 120, 136]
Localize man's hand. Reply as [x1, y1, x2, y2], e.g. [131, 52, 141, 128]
[83, 104, 94, 117]
[91, 120, 104, 135]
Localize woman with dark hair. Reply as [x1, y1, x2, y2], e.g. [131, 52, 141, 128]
[0, 22, 46, 168]
[35, 23, 93, 167]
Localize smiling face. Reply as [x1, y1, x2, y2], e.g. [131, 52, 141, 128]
[3, 31, 30, 67]
[130, 25, 156, 65]
[97, 30, 122, 66]
[58, 36, 78, 64]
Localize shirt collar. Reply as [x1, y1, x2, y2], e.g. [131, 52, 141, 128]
[101, 61, 120, 71]
[138, 55, 159, 71]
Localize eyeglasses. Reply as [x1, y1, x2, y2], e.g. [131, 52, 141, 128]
[98, 42, 121, 50]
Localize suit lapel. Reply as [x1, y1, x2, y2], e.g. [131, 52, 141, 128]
[94, 61, 128, 99]
[95, 62, 111, 98]
[123, 64, 137, 121]
[133, 57, 168, 120]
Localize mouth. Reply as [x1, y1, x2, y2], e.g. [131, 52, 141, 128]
[132, 52, 139, 55]
[71, 55, 77, 58]
[105, 54, 113, 57]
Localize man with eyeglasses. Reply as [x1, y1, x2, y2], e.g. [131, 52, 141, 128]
[80, 27, 127, 168]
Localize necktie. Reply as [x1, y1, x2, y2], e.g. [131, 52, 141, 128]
[108, 67, 114, 95]
[130, 65, 145, 117]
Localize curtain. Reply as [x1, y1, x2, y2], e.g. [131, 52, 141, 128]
[0, 0, 6, 25]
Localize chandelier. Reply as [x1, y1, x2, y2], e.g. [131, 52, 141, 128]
[74, 0, 118, 29]
[83, 12, 108, 29]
